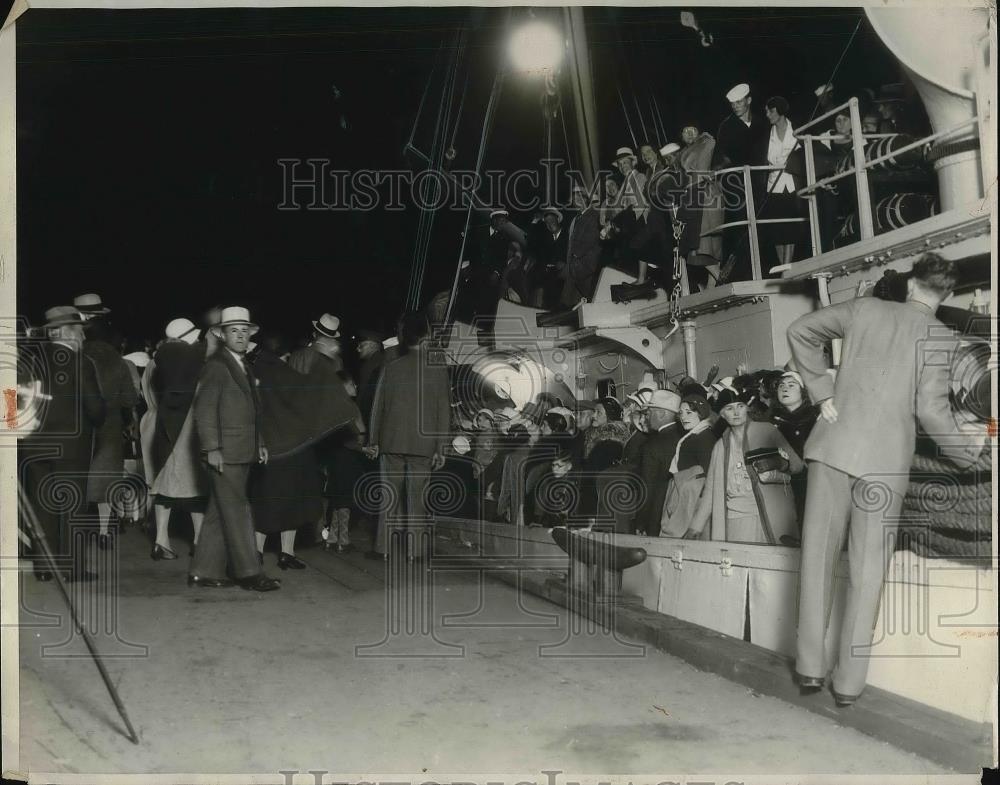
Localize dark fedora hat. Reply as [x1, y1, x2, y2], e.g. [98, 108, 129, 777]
[874, 83, 906, 104]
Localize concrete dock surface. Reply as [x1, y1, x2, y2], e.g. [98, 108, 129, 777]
[15, 525, 948, 777]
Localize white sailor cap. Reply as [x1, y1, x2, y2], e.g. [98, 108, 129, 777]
[489, 209, 509, 218]
[659, 142, 681, 157]
[725, 83, 751, 102]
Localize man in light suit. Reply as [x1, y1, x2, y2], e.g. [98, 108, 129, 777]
[190, 306, 280, 592]
[367, 311, 451, 560]
[787, 254, 988, 705]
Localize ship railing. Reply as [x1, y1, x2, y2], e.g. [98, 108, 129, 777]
[683, 97, 979, 282]
[792, 96, 980, 257]
[691, 163, 808, 282]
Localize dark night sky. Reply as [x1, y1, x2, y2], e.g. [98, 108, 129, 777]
[13, 5, 905, 345]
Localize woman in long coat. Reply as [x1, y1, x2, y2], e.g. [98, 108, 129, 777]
[660, 395, 717, 537]
[142, 325, 210, 560]
[685, 387, 804, 544]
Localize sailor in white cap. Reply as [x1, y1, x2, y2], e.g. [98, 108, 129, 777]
[711, 81, 767, 282]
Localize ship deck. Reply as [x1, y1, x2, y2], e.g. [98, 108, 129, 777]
[14, 525, 950, 777]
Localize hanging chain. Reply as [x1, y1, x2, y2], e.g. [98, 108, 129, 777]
[669, 207, 687, 323]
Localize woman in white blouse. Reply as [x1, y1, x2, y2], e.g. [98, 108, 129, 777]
[760, 96, 804, 266]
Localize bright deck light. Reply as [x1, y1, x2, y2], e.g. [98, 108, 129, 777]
[509, 20, 564, 75]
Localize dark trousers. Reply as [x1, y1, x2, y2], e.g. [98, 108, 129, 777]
[374, 454, 432, 555]
[23, 456, 91, 574]
[191, 463, 259, 580]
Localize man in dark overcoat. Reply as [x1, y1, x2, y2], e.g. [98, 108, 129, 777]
[367, 312, 451, 560]
[21, 306, 106, 581]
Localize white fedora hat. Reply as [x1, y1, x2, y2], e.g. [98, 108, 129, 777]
[165, 317, 200, 344]
[614, 146, 637, 163]
[645, 389, 681, 412]
[312, 313, 341, 338]
[215, 306, 259, 335]
[73, 293, 110, 317]
[726, 83, 750, 102]
[659, 142, 681, 157]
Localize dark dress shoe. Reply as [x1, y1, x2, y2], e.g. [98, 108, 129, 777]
[832, 690, 859, 708]
[67, 571, 98, 583]
[187, 574, 234, 588]
[34, 570, 54, 582]
[796, 674, 825, 695]
[277, 552, 306, 570]
[235, 574, 281, 592]
[151, 544, 178, 561]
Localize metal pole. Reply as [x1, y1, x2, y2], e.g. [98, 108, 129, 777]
[681, 320, 698, 380]
[17, 481, 140, 745]
[803, 137, 822, 257]
[815, 273, 842, 366]
[743, 165, 762, 281]
[848, 97, 875, 241]
[564, 7, 600, 188]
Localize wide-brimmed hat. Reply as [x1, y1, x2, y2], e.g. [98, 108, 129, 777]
[659, 142, 681, 157]
[72, 293, 110, 316]
[42, 306, 86, 329]
[488, 209, 509, 219]
[874, 83, 905, 104]
[475, 408, 498, 423]
[165, 317, 200, 344]
[645, 389, 681, 413]
[215, 306, 259, 335]
[614, 146, 638, 165]
[726, 83, 750, 102]
[312, 313, 341, 338]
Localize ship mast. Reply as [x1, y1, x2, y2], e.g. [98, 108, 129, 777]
[562, 7, 601, 189]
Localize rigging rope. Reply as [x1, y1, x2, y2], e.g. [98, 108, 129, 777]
[407, 25, 468, 309]
[443, 66, 506, 327]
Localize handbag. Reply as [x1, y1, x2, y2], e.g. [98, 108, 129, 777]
[744, 447, 791, 485]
